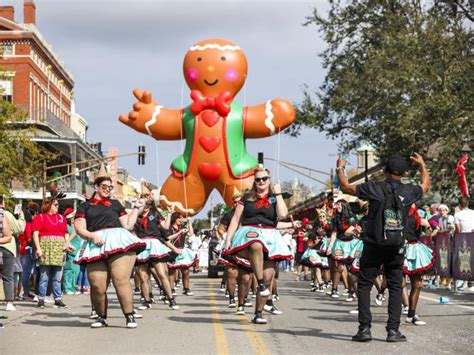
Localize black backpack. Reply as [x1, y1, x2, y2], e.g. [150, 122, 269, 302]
[365, 182, 406, 249]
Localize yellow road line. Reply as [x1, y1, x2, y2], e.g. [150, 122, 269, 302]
[208, 280, 229, 355]
[238, 314, 271, 355]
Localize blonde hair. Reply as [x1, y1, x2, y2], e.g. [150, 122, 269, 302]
[246, 167, 274, 202]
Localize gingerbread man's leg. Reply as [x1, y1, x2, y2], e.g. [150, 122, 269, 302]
[218, 176, 254, 207]
[159, 174, 207, 216]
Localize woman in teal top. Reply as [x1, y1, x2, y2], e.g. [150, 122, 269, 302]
[62, 209, 81, 294]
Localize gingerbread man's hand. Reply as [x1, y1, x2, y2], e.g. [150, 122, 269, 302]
[119, 89, 157, 133]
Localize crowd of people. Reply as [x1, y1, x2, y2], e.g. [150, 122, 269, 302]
[0, 153, 472, 342]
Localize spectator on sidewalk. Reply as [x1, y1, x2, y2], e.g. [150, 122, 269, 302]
[62, 209, 81, 295]
[454, 196, 474, 291]
[0, 202, 13, 326]
[32, 197, 72, 309]
[454, 196, 474, 233]
[0, 196, 26, 312]
[18, 202, 39, 301]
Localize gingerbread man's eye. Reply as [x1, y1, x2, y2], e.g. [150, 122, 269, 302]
[220, 56, 226, 61]
[197, 57, 202, 62]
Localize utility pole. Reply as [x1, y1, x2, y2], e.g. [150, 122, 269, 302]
[364, 149, 369, 182]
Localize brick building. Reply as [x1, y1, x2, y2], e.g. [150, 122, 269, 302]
[0, 1, 101, 207]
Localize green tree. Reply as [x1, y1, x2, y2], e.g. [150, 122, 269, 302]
[192, 218, 211, 233]
[207, 202, 227, 221]
[296, 0, 473, 199]
[0, 98, 50, 197]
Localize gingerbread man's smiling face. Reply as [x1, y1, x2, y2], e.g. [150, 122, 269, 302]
[183, 38, 248, 98]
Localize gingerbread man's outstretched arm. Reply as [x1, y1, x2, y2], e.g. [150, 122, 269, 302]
[119, 89, 184, 140]
[243, 99, 295, 138]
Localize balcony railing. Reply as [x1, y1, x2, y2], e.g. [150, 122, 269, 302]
[17, 104, 80, 139]
[12, 175, 94, 196]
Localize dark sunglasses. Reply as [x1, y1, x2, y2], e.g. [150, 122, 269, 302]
[255, 176, 270, 183]
[100, 184, 114, 192]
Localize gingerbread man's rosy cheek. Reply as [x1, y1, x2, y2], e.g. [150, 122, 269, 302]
[187, 68, 199, 82]
[224, 68, 238, 82]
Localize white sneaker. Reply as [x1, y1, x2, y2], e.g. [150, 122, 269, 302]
[252, 314, 267, 324]
[402, 306, 409, 315]
[263, 304, 283, 315]
[406, 315, 426, 326]
[91, 317, 108, 328]
[375, 293, 384, 306]
[244, 299, 253, 307]
[44, 297, 54, 304]
[5, 303, 16, 311]
[228, 300, 237, 308]
[349, 309, 359, 315]
[126, 315, 138, 329]
[236, 306, 245, 315]
[259, 288, 271, 297]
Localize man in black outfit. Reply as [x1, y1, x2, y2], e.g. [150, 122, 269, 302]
[336, 153, 430, 342]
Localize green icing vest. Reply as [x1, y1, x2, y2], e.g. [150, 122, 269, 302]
[171, 102, 258, 178]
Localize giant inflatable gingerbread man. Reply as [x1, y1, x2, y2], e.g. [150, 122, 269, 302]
[120, 38, 295, 215]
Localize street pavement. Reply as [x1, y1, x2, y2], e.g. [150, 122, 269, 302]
[1, 271, 473, 354]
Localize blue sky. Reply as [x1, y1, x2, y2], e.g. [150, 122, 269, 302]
[15, 0, 354, 216]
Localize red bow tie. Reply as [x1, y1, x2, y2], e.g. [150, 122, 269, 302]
[190, 90, 232, 117]
[90, 197, 111, 207]
[255, 194, 271, 209]
[140, 215, 148, 230]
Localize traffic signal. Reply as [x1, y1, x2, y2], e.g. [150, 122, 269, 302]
[138, 145, 146, 165]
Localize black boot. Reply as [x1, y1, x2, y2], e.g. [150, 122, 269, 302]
[386, 329, 407, 342]
[352, 327, 372, 342]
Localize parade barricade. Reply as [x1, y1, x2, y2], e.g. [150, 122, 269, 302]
[434, 232, 452, 279]
[452, 232, 474, 281]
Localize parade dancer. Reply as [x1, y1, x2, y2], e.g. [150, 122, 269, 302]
[300, 231, 324, 290]
[216, 194, 243, 308]
[326, 200, 359, 298]
[134, 194, 180, 311]
[402, 204, 435, 325]
[311, 210, 332, 292]
[167, 213, 197, 296]
[74, 176, 147, 329]
[224, 166, 299, 324]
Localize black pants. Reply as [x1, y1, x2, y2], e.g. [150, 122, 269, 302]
[0, 248, 15, 301]
[357, 242, 404, 332]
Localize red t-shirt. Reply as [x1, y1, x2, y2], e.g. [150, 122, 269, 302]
[296, 227, 308, 253]
[32, 213, 67, 237]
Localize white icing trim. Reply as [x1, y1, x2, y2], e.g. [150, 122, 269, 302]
[159, 195, 196, 214]
[145, 105, 163, 136]
[189, 44, 241, 52]
[264, 100, 276, 135]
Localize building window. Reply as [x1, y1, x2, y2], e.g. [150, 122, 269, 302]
[0, 44, 14, 56]
[0, 79, 13, 102]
